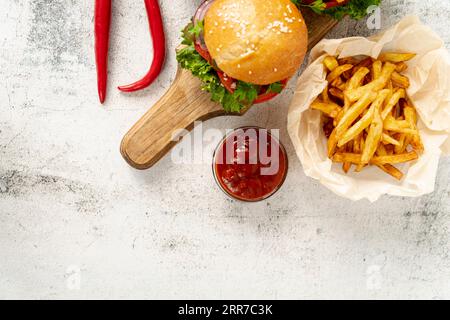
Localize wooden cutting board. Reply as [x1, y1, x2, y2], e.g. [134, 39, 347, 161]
[120, 9, 338, 170]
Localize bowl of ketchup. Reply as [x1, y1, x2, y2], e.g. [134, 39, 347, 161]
[213, 127, 288, 202]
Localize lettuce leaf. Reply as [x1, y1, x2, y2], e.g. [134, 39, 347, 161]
[293, 0, 382, 20]
[324, 0, 382, 20]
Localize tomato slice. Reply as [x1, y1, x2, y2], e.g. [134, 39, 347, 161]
[253, 79, 288, 104]
[217, 70, 236, 93]
[218, 70, 288, 104]
[194, 42, 212, 64]
[325, 0, 349, 9]
[299, 0, 348, 8]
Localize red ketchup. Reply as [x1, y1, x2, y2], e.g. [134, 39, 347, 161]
[213, 127, 288, 202]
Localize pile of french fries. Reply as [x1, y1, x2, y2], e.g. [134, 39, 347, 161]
[311, 52, 424, 180]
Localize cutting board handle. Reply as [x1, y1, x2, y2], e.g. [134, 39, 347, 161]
[120, 68, 225, 170]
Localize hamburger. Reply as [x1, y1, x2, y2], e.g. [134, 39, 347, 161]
[177, 0, 382, 112]
[177, 0, 308, 112]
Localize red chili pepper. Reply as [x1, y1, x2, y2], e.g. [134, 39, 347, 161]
[94, 0, 112, 104]
[118, 0, 166, 92]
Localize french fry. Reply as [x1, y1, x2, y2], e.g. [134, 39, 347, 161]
[335, 90, 377, 139]
[346, 67, 370, 90]
[394, 133, 407, 154]
[342, 162, 352, 173]
[387, 79, 394, 90]
[404, 134, 413, 152]
[411, 136, 424, 154]
[322, 85, 330, 102]
[395, 62, 408, 73]
[311, 100, 341, 118]
[404, 99, 416, 118]
[334, 96, 352, 126]
[391, 71, 410, 88]
[332, 153, 363, 164]
[322, 117, 335, 138]
[381, 88, 406, 120]
[323, 56, 339, 71]
[345, 62, 396, 102]
[355, 135, 366, 171]
[376, 145, 406, 180]
[342, 141, 353, 173]
[371, 151, 418, 165]
[332, 152, 369, 174]
[361, 99, 384, 163]
[353, 133, 362, 154]
[371, 60, 382, 80]
[384, 114, 412, 128]
[386, 81, 394, 103]
[337, 82, 347, 91]
[327, 64, 353, 83]
[386, 127, 417, 135]
[384, 116, 418, 135]
[378, 52, 416, 63]
[376, 164, 404, 180]
[355, 164, 367, 172]
[404, 105, 424, 153]
[337, 104, 375, 147]
[329, 87, 344, 101]
[381, 133, 400, 146]
[327, 128, 338, 158]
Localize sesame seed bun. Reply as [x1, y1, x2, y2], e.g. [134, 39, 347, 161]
[204, 0, 308, 85]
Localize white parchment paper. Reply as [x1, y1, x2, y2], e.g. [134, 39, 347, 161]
[287, 16, 450, 202]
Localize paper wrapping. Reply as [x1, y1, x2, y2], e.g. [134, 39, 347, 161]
[287, 16, 450, 202]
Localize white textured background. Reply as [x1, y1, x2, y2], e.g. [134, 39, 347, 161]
[0, 0, 449, 299]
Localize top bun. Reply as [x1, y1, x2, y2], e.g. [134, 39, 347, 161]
[204, 0, 308, 85]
